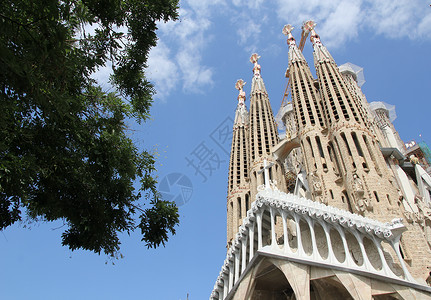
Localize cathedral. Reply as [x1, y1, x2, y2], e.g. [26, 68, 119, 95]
[210, 21, 431, 299]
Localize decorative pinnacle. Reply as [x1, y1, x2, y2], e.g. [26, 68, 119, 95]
[303, 20, 321, 45]
[235, 79, 246, 102]
[302, 20, 316, 34]
[282, 24, 296, 46]
[250, 53, 261, 77]
[282, 24, 294, 36]
[250, 53, 260, 64]
[235, 79, 246, 92]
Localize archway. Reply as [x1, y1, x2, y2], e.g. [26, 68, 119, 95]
[249, 259, 295, 300]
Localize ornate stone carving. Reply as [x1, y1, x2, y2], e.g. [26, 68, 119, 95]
[211, 189, 414, 299]
[269, 179, 279, 191]
[410, 155, 420, 165]
[235, 79, 246, 102]
[309, 171, 322, 196]
[356, 198, 373, 213]
[416, 196, 431, 219]
[414, 196, 431, 231]
[282, 24, 294, 36]
[250, 53, 261, 78]
[353, 173, 364, 197]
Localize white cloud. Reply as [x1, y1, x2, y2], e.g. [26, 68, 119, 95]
[186, 0, 226, 15]
[275, 0, 431, 46]
[231, 0, 264, 10]
[147, 41, 179, 100]
[177, 50, 213, 92]
[230, 1, 269, 54]
[236, 18, 261, 52]
[148, 0, 431, 100]
[417, 14, 431, 39]
[319, 1, 362, 48]
[148, 4, 216, 98]
[365, 0, 416, 38]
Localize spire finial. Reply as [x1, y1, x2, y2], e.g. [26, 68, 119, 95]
[235, 79, 246, 103]
[250, 53, 261, 77]
[303, 20, 321, 45]
[282, 24, 294, 37]
[302, 20, 316, 34]
[282, 24, 296, 47]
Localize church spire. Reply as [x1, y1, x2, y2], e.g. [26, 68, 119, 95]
[308, 20, 399, 217]
[282, 24, 306, 63]
[248, 53, 286, 202]
[303, 20, 334, 63]
[250, 53, 267, 93]
[307, 20, 365, 126]
[283, 24, 332, 204]
[233, 79, 248, 126]
[226, 79, 250, 246]
[283, 24, 325, 131]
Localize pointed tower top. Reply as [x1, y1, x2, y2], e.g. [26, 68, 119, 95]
[302, 20, 316, 34]
[283, 24, 306, 64]
[303, 20, 321, 46]
[235, 79, 246, 92]
[282, 24, 296, 47]
[304, 20, 334, 62]
[250, 53, 261, 78]
[249, 53, 267, 93]
[235, 79, 246, 104]
[233, 79, 248, 125]
[282, 24, 294, 38]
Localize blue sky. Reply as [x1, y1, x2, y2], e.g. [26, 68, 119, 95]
[2, 1, 431, 299]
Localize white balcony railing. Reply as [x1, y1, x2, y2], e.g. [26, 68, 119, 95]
[210, 188, 428, 300]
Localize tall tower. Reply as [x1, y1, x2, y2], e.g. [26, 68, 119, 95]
[283, 24, 345, 207]
[307, 20, 431, 278]
[212, 22, 431, 300]
[226, 79, 250, 245]
[248, 53, 286, 201]
[305, 20, 399, 216]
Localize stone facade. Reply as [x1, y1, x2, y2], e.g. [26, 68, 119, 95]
[227, 79, 251, 244]
[227, 56, 286, 246]
[219, 21, 431, 299]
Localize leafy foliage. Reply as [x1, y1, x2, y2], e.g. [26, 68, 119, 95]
[0, 0, 180, 257]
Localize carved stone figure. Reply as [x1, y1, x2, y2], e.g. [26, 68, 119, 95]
[416, 196, 431, 219]
[309, 171, 322, 195]
[269, 179, 279, 191]
[356, 198, 373, 213]
[410, 155, 420, 165]
[352, 173, 364, 197]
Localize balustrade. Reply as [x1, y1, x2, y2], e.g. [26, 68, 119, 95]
[211, 189, 418, 300]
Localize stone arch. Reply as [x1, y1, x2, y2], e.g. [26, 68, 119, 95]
[310, 276, 354, 300]
[314, 222, 328, 260]
[247, 258, 295, 300]
[330, 228, 346, 263]
[345, 230, 363, 267]
[373, 294, 402, 300]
